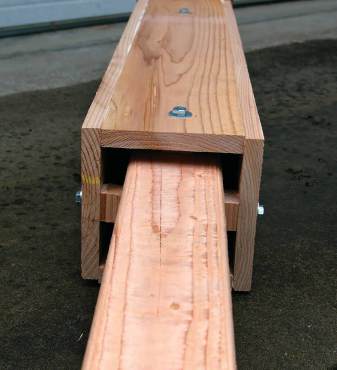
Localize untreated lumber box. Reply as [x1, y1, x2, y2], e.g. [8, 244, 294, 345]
[81, 0, 264, 291]
[82, 152, 236, 370]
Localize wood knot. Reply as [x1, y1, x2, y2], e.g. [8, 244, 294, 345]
[170, 302, 180, 310]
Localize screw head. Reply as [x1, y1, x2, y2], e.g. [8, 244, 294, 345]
[75, 190, 82, 204]
[257, 203, 264, 215]
[179, 7, 191, 15]
[169, 105, 192, 118]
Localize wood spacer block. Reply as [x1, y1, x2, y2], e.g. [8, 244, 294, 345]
[81, 0, 264, 291]
[100, 185, 239, 232]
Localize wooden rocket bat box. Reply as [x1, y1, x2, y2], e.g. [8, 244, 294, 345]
[81, 0, 263, 292]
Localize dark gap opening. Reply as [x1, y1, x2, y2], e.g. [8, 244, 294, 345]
[227, 231, 236, 274]
[102, 148, 242, 193]
[221, 154, 242, 192]
[102, 148, 131, 185]
[99, 222, 114, 265]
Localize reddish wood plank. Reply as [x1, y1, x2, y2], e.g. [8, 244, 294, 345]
[82, 152, 236, 370]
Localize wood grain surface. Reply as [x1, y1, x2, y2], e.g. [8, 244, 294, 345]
[82, 0, 263, 153]
[100, 0, 245, 146]
[82, 0, 149, 130]
[233, 139, 263, 291]
[81, 128, 101, 279]
[223, 0, 264, 141]
[82, 152, 236, 370]
[100, 184, 122, 224]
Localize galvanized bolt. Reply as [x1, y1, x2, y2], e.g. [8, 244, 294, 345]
[179, 7, 191, 15]
[75, 190, 82, 204]
[169, 105, 192, 118]
[257, 203, 264, 215]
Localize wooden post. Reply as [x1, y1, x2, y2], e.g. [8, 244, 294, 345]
[81, 128, 101, 279]
[82, 152, 237, 370]
[233, 140, 263, 291]
[223, 2, 264, 290]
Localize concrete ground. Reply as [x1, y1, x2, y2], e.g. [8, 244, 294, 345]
[1, 0, 337, 96]
[0, 1, 337, 369]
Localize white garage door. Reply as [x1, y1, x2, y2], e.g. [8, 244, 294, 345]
[0, 0, 281, 35]
[0, 0, 136, 30]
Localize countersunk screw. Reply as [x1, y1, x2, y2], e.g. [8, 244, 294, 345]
[169, 105, 192, 118]
[179, 7, 191, 15]
[257, 203, 264, 215]
[75, 190, 82, 204]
